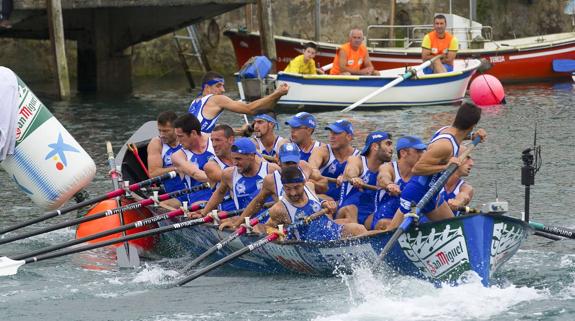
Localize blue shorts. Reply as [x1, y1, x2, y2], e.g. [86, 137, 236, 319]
[398, 180, 442, 216]
[423, 63, 454, 75]
[372, 196, 400, 230]
[339, 190, 375, 225]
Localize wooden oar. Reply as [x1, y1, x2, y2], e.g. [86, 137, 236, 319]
[2, 202, 204, 262]
[176, 209, 328, 286]
[0, 207, 243, 277]
[341, 55, 444, 113]
[185, 208, 271, 269]
[325, 177, 378, 191]
[0, 185, 208, 246]
[127, 143, 150, 178]
[0, 171, 177, 235]
[376, 136, 481, 264]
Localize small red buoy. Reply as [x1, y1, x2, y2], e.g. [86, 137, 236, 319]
[76, 199, 156, 251]
[469, 74, 505, 107]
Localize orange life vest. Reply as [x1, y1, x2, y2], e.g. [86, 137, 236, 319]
[330, 43, 368, 75]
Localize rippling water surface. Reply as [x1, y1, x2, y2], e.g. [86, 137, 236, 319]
[1, 79, 575, 321]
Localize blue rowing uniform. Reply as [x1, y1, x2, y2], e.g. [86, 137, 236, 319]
[371, 161, 407, 229]
[439, 178, 465, 216]
[209, 155, 237, 212]
[398, 129, 460, 216]
[319, 145, 359, 201]
[181, 138, 215, 204]
[282, 186, 342, 242]
[256, 136, 283, 157]
[338, 156, 379, 225]
[232, 161, 271, 219]
[188, 94, 221, 133]
[161, 142, 186, 193]
[299, 140, 322, 162]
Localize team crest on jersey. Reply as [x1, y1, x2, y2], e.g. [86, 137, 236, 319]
[163, 155, 173, 166]
[312, 202, 321, 212]
[362, 175, 370, 184]
[236, 181, 246, 195]
[256, 179, 264, 191]
[327, 163, 337, 174]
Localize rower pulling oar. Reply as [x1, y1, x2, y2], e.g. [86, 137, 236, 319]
[0, 206, 244, 277]
[0, 171, 177, 236]
[377, 135, 482, 264]
[175, 209, 328, 287]
[0, 185, 208, 247]
[341, 55, 443, 113]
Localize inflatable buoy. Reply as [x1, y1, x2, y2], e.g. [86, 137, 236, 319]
[76, 199, 156, 251]
[469, 74, 505, 106]
[0, 67, 96, 210]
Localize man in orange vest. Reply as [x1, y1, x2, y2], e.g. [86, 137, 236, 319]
[330, 29, 379, 76]
[421, 14, 459, 74]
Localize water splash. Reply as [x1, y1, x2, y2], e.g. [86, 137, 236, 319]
[132, 264, 180, 285]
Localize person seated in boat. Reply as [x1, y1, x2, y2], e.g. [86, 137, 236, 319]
[197, 138, 280, 221]
[385, 101, 486, 231]
[367, 136, 427, 230]
[218, 142, 327, 230]
[146, 111, 187, 208]
[203, 124, 237, 212]
[279, 112, 323, 162]
[337, 131, 393, 226]
[170, 114, 215, 207]
[284, 42, 325, 75]
[421, 14, 459, 74]
[308, 120, 359, 202]
[253, 113, 284, 158]
[438, 148, 474, 216]
[329, 28, 379, 76]
[188, 71, 289, 133]
[265, 166, 369, 241]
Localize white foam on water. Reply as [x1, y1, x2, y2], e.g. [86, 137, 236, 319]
[131, 264, 179, 285]
[314, 266, 546, 321]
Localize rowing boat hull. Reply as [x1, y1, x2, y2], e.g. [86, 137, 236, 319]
[225, 29, 575, 83]
[158, 213, 529, 286]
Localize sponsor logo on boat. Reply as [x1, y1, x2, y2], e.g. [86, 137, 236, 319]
[490, 55, 505, 63]
[44, 132, 80, 171]
[15, 85, 41, 142]
[424, 241, 465, 276]
[490, 222, 525, 274]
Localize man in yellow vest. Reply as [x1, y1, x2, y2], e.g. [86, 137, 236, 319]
[421, 14, 459, 74]
[330, 28, 379, 76]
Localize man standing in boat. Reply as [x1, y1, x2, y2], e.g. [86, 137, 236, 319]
[253, 113, 284, 157]
[337, 131, 394, 226]
[188, 71, 289, 133]
[147, 111, 187, 207]
[308, 120, 359, 201]
[280, 112, 323, 162]
[203, 124, 237, 212]
[171, 114, 215, 206]
[421, 14, 459, 74]
[367, 136, 426, 230]
[265, 166, 370, 241]
[284, 42, 324, 75]
[386, 102, 486, 231]
[330, 28, 379, 76]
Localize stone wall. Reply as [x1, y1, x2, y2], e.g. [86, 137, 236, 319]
[1, 0, 573, 86]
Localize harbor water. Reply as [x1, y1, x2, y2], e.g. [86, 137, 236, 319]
[1, 78, 575, 321]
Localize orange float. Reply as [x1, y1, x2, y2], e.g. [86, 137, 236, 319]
[76, 199, 156, 251]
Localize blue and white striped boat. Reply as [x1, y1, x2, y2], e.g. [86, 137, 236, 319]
[269, 59, 480, 109]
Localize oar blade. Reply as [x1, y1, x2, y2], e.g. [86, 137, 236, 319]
[116, 243, 141, 268]
[0, 257, 26, 276]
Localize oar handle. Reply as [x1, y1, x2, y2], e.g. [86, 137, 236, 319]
[325, 177, 378, 191]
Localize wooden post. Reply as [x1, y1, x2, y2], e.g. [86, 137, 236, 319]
[256, 0, 276, 72]
[47, 0, 70, 99]
[389, 0, 396, 47]
[245, 4, 253, 32]
[314, 0, 321, 42]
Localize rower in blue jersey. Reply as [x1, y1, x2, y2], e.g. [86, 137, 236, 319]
[368, 136, 426, 230]
[387, 101, 486, 231]
[266, 166, 370, 241]
[337, 131, 393, 225]
[188, 71, 289, 133]
[253, 113, 284, 158]
[309, 120, 358, 201]
[171, 114, 215, 205]
[146, 111, 187, 207]
[282, 112, 322, 162]
[437, 150, 474, 217]
[201, 138, 280, 221]
[218, 142, 327, 230]
[203, 124, 237, 212]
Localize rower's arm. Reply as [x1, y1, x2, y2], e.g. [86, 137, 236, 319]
[147, 138, 173, 178]
[211, 84, 289, 115]
[377, 162, 395, 189]
[411, 140, 453, 176]
[201, 169, 231, 215]
[308, 145, 328, 170]
[203, 160, 222, 187]
[265, 203, 291, 228]
[421, 48, 434, 62]
[449, 183, 474, 208]
[308, 167, 329, 194]
[172, 151, 209, 183]
[241, 177, 274, 220]
[342, 156, 362, 179]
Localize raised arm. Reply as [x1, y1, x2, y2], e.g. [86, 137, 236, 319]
[210, 83, 289, 115]
[411, 140, 454, 176]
